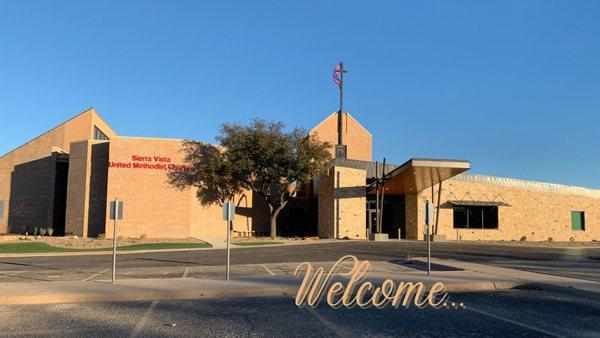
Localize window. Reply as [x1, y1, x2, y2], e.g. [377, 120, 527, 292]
[0, 200, 3, 219]
[453, 205, 498, 229]
[93, 126, 110, 140]
[571, 211, 585, 231]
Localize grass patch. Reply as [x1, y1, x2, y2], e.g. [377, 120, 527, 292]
[0, 242, 211, 253]
[233, 241, 284, 246]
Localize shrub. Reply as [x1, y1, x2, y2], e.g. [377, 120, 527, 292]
[569, 237, 575, 243]
[140, 233, 147, 239]
[34, 227, 39, 236]
[519, 236, 527, 242]
[97, 233, 105, 240]
[39, 227, 47, 236]
[547, 237, 553, 242]
[47, 228, 54, 236]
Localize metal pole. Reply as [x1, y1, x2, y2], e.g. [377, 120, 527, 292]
[337, 62, 344, 146]
[112, 198, 118, 284]
[379, 158, 387, 234]
[426, 200, 431, 276]
[435, 180, 443, 235]
[427, 221, 431, 275]
[226, 216, 231, 281]
[374, 161, 379, 239]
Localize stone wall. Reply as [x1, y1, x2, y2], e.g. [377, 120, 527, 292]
[412, 175, 600, 242]
[318, 166, 366, 239]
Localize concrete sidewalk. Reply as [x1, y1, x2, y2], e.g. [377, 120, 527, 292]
[419, 257, 600, 294]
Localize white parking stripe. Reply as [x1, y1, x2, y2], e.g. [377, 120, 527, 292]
[130, 300, 159, 337]
[304, 305, 349, 337]
[82, 268, 110, 281]
[260, 264, 275, 276]
[468, 306, 561, 337]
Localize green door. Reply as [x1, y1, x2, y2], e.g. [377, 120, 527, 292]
[571, 211, 584, 231]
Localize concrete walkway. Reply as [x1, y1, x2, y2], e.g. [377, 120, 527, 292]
[196, 236, 239, 250]
[421, 257, 600, 294]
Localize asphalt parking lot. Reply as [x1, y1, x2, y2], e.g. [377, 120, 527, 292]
[0, 241, 598, 283]
[0, 288, 598, 337]
[0, 259, 415, 283]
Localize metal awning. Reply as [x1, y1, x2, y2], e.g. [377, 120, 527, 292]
[367, 158, 470, 195]
[446, 200, 510, 207]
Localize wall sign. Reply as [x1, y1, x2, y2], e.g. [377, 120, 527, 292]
[108, 155, 191, 171]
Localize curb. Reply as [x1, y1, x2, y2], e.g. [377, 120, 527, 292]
[0, 284, 300, 306]
[0, 246, 218, 258]
[0, 240, 352, 258]
[0, 280, 524, 306]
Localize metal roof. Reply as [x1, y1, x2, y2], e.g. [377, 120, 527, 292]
[446, 200, 510, 207]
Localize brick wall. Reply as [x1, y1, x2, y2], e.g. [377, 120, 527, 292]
[309, 112, 372, 162]
[412, 176, 600, 242]
[318, 166, 367, 239]
[103, 137, 264, 239]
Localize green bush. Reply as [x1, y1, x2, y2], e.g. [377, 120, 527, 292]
[97, 233, 105, 240]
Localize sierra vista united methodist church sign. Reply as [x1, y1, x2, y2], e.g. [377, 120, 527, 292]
[108, 155, 191, 171]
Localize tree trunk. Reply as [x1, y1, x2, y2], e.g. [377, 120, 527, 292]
[269, 203, 286, 240]
[270, 216, 277, 240]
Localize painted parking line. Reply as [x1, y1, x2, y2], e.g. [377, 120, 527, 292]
[467, 306, 561, 337]
[0, 271, 26, 279]
[304, 305, 350, 337]
[260, 264, 275, 276]
[82, 268, 111, 281]
[182, 266, 190, 278]
[130, 300, 159, 337]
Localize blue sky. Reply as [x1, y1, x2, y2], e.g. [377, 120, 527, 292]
[1, 1, 599, 187]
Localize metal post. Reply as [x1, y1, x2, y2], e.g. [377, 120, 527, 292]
[427, 221, 431, 275]
[379, 158, 387, 234]
[374, 161, 379, 238]
[226, 218, 231, 281]
[111, 198, 118, 284]
[425, 200, 431, 276]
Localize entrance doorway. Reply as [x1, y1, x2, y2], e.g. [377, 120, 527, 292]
[366, 195, 406, 239]
[51, 158, 69, 236]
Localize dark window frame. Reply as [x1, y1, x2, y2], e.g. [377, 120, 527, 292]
[93, 126, 110, 141]
[453, 205, 499, 229]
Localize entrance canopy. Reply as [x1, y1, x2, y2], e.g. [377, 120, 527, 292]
[367, 158, 470, 195]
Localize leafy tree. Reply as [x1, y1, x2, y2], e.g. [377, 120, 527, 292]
[168, 141, 244, 205]
[219, 119, 331, 238]
[170, 119, 331, 239]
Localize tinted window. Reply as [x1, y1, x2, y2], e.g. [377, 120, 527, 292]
[453, 205, 498, 229]
[93, 126, 110, 140]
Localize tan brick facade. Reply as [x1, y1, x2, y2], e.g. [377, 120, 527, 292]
[0, 108, 116, 234]
[413, 175, 600, 242]
[318, 166, 366, 239]
[3, 108, 600, 243]
[309, 112, 372, 162]
[102, 137, 266, 239]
